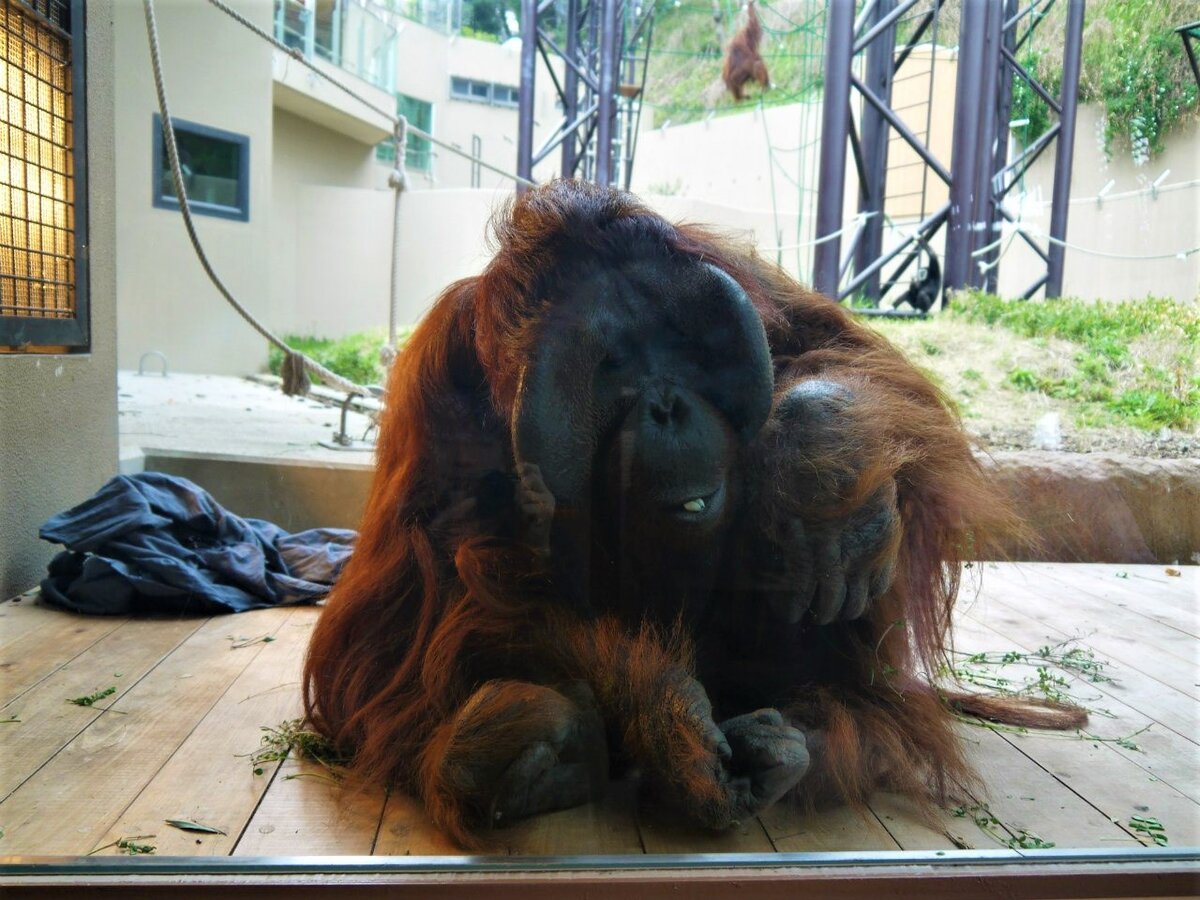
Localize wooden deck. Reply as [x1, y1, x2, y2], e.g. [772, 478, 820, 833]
[1, 562, 1196, 859]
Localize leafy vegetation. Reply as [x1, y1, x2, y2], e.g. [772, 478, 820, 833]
[1007, 0, 1198, 160]
[950, 292, 1199, 430]
[266, 328, 409, 388]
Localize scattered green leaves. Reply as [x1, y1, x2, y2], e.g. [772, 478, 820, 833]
[66, 686, 117, 707]
[247, 718, 350, 780]
[89, 835, 157, 856]
[164, 819, 226, 835]
[229, 634, 276, 649]
[954, 801, 1056, 849]
[1129, 815, 1169, 846]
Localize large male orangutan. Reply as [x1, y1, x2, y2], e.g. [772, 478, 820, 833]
[304, 180, 1078, 848]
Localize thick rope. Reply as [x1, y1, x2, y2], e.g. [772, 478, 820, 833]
[204, 0, 537, 189]
[143, 0, 370, 398]
[383, 118, 409, 368]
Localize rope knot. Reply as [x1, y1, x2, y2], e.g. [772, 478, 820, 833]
[281, 350, 311, 397]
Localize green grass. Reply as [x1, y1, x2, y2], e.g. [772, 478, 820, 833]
[953, 292, 1199, 430]
[266, 328, 409, 388]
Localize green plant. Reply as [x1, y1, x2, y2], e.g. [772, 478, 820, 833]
[267, 327, 409, 388]
[956, 292, 1198, 430]
[1011, 0, 1199, 159]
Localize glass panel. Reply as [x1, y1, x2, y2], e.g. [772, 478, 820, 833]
[157, 123, 244, 213]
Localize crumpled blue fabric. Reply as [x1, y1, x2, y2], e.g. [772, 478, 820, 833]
[39, 472, 356, 615]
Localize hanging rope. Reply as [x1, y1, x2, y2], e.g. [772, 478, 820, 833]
[383, 118, 410, 369]
[143, 0, 371, 398]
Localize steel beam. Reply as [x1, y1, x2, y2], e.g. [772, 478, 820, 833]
[853, 0, 896, 302]
[516, 0, 538, 190]
[943, 0, 987, 299]
[1046, 0, 1084, 298]
[813, 0, 855, 298]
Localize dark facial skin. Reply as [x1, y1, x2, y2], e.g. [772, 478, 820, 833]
[598, 382, 738, 627]
[512, 254, 773, 621]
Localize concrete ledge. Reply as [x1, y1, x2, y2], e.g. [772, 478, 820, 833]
[126, 443, 1198, 566]
[984, 452, 1200, 566]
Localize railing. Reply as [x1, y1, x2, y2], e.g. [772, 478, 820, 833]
[273, 0, 399, 93]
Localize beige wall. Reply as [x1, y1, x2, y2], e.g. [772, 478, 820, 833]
[395, 24, 561, 190]
[1, 1, 119, 599]
[997, 105, 1200, 303]
[114, 0, 275, 376]
[269, 108, 391, 338]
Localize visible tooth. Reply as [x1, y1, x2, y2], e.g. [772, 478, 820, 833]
[682, 498, 707, 512]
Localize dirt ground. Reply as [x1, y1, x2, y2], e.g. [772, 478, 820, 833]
[868, 317, 1196, 459]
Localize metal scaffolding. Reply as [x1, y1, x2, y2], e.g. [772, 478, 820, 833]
[813, 0, 1086, 306]
[515, 0, 656, 189]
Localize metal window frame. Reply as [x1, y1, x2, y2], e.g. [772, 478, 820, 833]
[0, 0, 89, 350]
[151, 114, 251, 223]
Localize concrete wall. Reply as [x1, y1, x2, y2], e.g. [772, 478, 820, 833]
[0, 1, 119, 599]
[996, 105, 1200, 303]
[269, 108, 391, 338]
[114, 0, 275, 377]
[395, 23, 561, 190]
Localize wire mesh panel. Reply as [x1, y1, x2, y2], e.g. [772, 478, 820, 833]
[0, 0, 75, 325]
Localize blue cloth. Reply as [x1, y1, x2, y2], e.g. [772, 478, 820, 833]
[39, 472, 356, 615]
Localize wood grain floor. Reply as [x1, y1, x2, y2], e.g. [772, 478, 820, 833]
[1, 562, 1195, 858]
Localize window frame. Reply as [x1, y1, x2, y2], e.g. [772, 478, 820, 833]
[151, 114, 251, 223]
[0, 0, 90, 351]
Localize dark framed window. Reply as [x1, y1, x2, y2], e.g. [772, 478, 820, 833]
[375, 94, 433, 172]
[152, 114, 250, 222]
[450, 76, 520, 108]
[0, 0, 89, 351]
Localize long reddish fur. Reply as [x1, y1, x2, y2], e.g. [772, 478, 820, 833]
[303, 181, 1071, 848]
[722, 2, 770, 101]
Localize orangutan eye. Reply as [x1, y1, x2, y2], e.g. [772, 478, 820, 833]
[682, 497, 707, 513]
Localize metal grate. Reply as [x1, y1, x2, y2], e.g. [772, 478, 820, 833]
[0, 0, 75, 321]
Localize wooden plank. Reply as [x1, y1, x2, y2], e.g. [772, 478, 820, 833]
[973, 566, 1199, 703]
[0, 592, 54, 650]
[954, 725, 1141, 850]
[636, 806, 776, 854]
[962, 583, 1200, 747]
[498, 777, 645, 856]
[984, 565, 1199, 673]
[0, 604, 129, 706]
[952, 614, 1200, 800]
[951, 617, 1200, 849]
[371, 792, 465, 856]
[374, 775, 645, 856]
[762, 803, 901, 852]
[868, 793, 966, 851]
[91, 607, 313, 856]
[1020, 563, 1199, 640]
[0, 615, 205, 800]
[231, 756, 387, 856]
[0, 614, 284, 855]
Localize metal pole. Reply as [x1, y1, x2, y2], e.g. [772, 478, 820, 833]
[854, 0, 895, 303]
[969, 0, 1002, 290]
[813, 0, 855, 298]
[516, 0, 538, 190]
[596, 0, 620, 186]
[985, 0, 1018, 294]
[1046, 0, 1084, 298]
[561, 0, 581, 177]
[943, 0, 987, 299]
